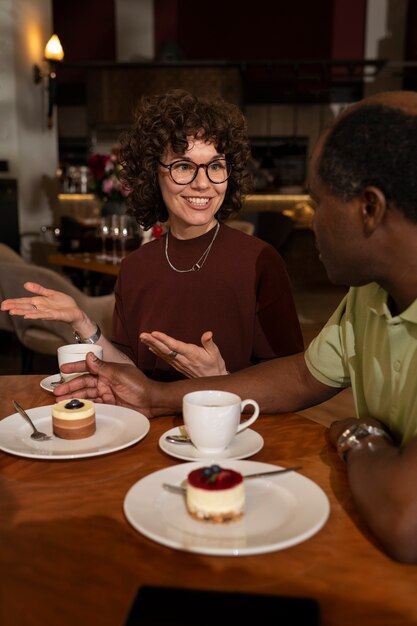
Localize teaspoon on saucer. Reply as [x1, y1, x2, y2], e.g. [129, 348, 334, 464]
[165, 434, 192, 444]
[50, 375, 65, 387]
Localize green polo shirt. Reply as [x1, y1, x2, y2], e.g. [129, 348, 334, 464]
[305, 282, 417, 446]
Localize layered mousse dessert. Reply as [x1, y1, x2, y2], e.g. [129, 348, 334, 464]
[52, 398, 96, 440]
[185, 464, 245, 523]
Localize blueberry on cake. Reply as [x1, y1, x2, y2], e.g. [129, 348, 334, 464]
[52, 398, 96, 440]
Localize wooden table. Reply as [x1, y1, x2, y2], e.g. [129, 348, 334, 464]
[48, 252, 121, 277]
[48, 252, 121, 295]
[1, 376, 417, 626]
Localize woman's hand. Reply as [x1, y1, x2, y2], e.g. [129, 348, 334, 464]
[140, 330, 228, 378]
[1, 281, 84, 325]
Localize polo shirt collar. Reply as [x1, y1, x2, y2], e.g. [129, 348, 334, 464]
[369, 284, 417, 323]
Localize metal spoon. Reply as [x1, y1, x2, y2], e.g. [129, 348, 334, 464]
[162, 465, 303, 495]
[12, 400, 52, 441]
[165, 434, 192, 445]
[50, 375, 65, 387]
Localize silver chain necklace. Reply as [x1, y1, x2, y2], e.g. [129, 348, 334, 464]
[165, 222, 220, 273]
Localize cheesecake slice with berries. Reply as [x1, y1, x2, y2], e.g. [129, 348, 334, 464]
[185, 464, 245, 523]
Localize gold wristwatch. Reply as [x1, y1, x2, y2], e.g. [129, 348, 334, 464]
[336, 423, 392, 462]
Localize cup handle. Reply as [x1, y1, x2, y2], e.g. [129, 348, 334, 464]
[237, 399, 260, 432]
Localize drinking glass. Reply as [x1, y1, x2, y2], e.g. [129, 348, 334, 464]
[118, 215, 134, 260]
[97, 216, 111, 261]
[110, 214, 121, 263]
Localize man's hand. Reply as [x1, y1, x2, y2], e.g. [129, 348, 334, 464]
[53, 352, 156, 417]
[327, 417, 358, 448]
[327, 416, 388, 449]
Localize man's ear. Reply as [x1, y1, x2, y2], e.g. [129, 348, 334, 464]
[359, 186, 387, 235]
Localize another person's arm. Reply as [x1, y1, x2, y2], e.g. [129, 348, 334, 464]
[54, 350, 338, 416]
[328, 418, 417, 564]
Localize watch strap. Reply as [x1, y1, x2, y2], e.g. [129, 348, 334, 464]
[73, 324, 101, 344]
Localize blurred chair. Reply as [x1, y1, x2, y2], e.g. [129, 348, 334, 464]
[0, 243, 26, 333]
[226, 219, 255, 236]
[0, 242, 25, 264]
[0, 260, 114, 374]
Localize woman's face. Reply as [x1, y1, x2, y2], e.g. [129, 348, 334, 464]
[158, 138, 228, 238]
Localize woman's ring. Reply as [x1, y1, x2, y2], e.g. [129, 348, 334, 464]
[32, 303, 37, 310]
[168, 350, 178, 358]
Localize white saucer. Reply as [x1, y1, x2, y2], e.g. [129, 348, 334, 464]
[159, 426, 264, 461]
[124, 460, 330, 556]
[40, 373, 62, 392]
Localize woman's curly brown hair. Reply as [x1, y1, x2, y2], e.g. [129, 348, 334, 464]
[119, 89, 252, 229]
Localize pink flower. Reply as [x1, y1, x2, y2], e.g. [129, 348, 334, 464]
[102, 178, 114, 194]
[88, 143, 126, 203]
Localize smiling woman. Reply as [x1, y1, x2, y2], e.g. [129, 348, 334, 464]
[112, 89, 304, 380]
[1, 89, 304, 383]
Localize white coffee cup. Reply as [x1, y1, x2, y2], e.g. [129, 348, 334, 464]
[182, 390, 260, 454]
[57, 343, 103, 382]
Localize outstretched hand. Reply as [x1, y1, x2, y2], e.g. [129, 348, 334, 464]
[53, 352, 158, 417]
[1, 281, 84, 325]
[140, 330, 228, 377]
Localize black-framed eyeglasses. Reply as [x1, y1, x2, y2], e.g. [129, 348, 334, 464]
[158, 158, 232, 185]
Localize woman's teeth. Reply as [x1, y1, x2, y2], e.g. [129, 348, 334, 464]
[186, 197, 209, 206]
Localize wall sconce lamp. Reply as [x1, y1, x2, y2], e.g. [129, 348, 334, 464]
[33, 34, 64, 129]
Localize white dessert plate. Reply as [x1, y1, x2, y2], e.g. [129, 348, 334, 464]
[159, 426, 264, 461]
[0, 403, 150, 460]
[124, 460, 330, 556]
[40, 374, 61, 392]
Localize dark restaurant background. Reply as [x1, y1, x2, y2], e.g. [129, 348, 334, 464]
[1, 0, 413, 256]
[0, 0, 414, 377]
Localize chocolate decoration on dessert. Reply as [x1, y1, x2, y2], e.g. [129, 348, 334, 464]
[65, 399, 85, 410]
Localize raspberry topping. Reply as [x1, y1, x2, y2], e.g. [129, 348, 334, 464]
[188, 465, 243, 490]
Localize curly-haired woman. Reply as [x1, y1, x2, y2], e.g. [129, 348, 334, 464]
[2, 90, 303, 380]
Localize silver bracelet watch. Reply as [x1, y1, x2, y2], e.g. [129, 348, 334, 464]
[336, 422, 392, 462]
[73, 324, 101, 344]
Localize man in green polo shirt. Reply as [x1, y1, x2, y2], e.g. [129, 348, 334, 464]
[55, 90, 417, 563]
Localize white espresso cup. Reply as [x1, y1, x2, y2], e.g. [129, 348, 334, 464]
[57, 343, 103, 382]
[182, 390, 260, 454]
